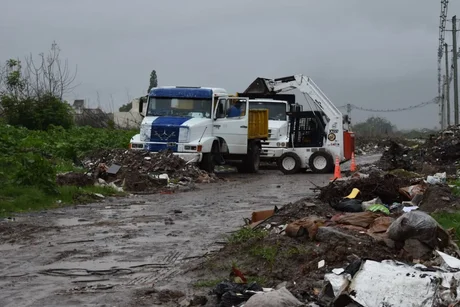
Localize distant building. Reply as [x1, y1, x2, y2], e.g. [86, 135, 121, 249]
[72, 99, 113, 128]
[113, 97, 147, 129]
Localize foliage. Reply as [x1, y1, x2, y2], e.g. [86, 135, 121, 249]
[1, 93, 74, 130]
[0, 185, 122, 217]
[353, 116, 397, 137]
[432, 211, 460, 242]
[148, 70, 158, 93]
[0, 42, 76, 131]
[119, 102, 132, 112]
[0, 123, 135, 215]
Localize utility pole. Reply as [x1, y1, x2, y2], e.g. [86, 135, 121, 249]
[445, 43, 450, 126]
[441, 75, 446, 129]
[453, 15, 459, 125]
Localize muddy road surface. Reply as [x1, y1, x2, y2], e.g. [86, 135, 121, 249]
[0, 155, 380, 307]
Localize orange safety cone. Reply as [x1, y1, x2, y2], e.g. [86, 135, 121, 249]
[330, 156, 341, 180]
[350, 152, 357, 172]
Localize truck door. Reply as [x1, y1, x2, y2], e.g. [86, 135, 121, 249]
[214, 97, 249, 154]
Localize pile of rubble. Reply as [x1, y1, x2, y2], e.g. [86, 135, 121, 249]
[57, 149, 218, 193]
[196, 171, 460, 306]
[379, 126, 460, 174]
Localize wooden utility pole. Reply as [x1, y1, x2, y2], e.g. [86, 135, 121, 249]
[444, 43, 451, 127]
[453, 15, 459, 125]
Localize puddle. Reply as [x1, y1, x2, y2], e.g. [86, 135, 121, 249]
[55, 217, 93, 227]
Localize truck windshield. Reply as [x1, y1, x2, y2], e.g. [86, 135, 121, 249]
[249, 102, 286, 120]
[146, 97, 212, 118]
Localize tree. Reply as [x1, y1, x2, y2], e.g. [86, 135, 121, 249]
[118, 103, 132, 112]
[353, 116, 396, 137]
[148, 70, 158, 93]
[0, 42, 76, 130]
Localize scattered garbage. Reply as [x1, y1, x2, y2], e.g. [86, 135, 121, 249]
[81, 149, 218, 193]
[320, 258, 460, 307]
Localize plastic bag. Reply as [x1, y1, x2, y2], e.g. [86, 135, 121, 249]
[213, 281, 263, 307]
[332, 199, 363, 212]
[244, 287, 303, 307]
[387, 211, 439, 248]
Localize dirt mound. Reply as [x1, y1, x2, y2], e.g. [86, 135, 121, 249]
[56, 172, 95, 187]
[420, 184, 460, 213]
[378, 127, 460, 174]
[82, 149, 218, 193]
[267, 198, 337, 225]
[378, 141, 417, 171]
[317, 173, 415, 205]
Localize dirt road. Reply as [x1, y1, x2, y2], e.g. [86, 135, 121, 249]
[0, 155, 379, 307]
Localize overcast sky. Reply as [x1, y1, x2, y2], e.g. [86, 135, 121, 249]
[2, 0, 460, 130]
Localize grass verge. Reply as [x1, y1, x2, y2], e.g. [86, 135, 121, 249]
[432, 211, 460, 242]
[0, 185, 124, 217]
[227, 227, 268, 244]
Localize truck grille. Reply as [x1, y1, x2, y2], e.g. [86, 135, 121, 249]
[150, 126, 180, 143]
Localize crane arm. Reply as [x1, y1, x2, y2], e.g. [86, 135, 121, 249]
[263, 74, 343, 120]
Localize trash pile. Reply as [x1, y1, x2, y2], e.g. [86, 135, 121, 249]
[196, 171, 460, 306]
[379, 126, 460, 174]
[57, 149, 218, 193]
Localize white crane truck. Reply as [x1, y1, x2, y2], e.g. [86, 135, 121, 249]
[129, 86, 269, 173]
[239, 74, 355, 174]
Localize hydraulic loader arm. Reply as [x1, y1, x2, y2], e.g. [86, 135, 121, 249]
[264, 74, 343, 120]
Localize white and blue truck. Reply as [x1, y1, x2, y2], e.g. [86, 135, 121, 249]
[129, 86, 269, 173]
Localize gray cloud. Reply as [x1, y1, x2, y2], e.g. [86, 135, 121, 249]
[1, 0, 459, 129]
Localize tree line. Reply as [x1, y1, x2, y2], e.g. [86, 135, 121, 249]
[0, 42, 158, 130]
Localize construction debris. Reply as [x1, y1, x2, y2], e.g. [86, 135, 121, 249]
[379, 126, 460, 174]
[81, 149, 218, 193]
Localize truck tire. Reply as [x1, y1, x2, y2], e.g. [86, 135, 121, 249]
[200, 153, 215, 173]
[200, 142, 219, 173]
[237, 142, 260, 173]
[309, 151, 334, 174]
[277, 152, 301, 175]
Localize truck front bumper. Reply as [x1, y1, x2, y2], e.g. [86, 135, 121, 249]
[130, 142, 202, 163]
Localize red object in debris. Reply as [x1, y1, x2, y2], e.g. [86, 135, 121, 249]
[160, 190, 174, 194]
[232, 266, 247, 283]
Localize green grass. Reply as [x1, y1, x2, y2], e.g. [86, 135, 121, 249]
[193, 279, 222, 288]
[227, 227, 268, 244]
[432, 211, 460, 242]
[0, 185, 124, 217]
[250, 244, 279, 270]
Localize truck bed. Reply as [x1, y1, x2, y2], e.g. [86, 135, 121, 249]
[248, 109, 268, 139]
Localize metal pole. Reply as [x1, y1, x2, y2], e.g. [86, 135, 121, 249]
[445, 43, 450, 126]
[453, 15, 459, 125]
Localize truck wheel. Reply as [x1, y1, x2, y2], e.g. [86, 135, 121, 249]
[200, 142, 218, 173]
[200, 153, 215, 173]
[237, 143, 260, 173]
[277, 152, 301, 175]
[309, 151, 334, 174]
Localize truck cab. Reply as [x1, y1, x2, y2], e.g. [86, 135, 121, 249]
[248, 99, 289, 162]
[130, 86, 268, 173]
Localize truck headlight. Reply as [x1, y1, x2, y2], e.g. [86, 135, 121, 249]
[140, 124, 151, 142]
[178, 127, 190, 143]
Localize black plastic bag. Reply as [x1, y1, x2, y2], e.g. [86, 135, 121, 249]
[331, 199, 363, 212]
[213, 281, 263, 307]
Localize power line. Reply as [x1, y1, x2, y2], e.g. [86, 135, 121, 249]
[337, 98, 438, 112]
